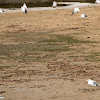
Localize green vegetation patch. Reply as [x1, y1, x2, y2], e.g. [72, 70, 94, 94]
[86, 52, 100, 62]
[40, 34, 94, 44]
[0, 65, 13, 69]
[0, 31, 96, 66]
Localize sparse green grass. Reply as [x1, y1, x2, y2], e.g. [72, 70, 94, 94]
[0, 31, 96, 68]
[40, 34, 94, 44]
[0, 65, 15, 69]
[86, 52, 100, 62]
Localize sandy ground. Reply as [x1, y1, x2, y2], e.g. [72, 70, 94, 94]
[1, 3, 100, 100]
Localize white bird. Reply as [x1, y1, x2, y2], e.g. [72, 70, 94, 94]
[0, 9, 5, 13]
[21, 3, 27, 14]
[72, 8, 80, 14]
[81, 14, 87, 18]
[0, 95, 5, 99]
[52, 1, 57, 8]
[95, 0, 100, 4]
[23, 3, 27, 9]
[87, 79, 99, 86]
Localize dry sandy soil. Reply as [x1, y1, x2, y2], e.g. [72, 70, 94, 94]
[1, 5, 100, 100]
